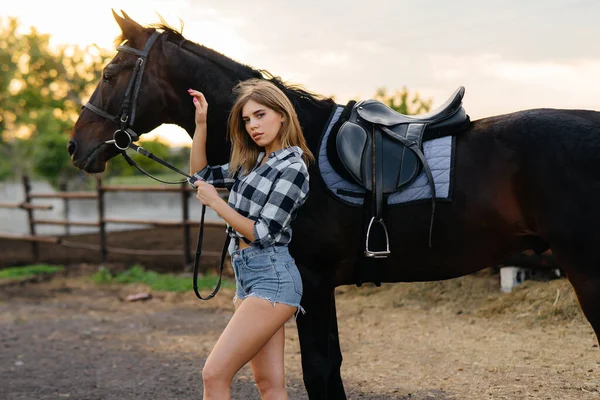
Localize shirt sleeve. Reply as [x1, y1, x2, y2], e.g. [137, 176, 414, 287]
[188, 163, 236, 190]
[253, 162, 310, 247]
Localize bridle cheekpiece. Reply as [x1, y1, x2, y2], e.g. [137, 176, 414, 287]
[84, 30, 161, 150]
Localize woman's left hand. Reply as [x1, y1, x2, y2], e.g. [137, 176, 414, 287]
[194, 180, 221, 207]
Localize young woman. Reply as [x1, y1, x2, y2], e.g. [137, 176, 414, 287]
[188, 79, 313, 399]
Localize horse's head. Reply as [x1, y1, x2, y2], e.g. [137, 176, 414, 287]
[69, 10, 182, 173]
[69, 10, 329, 174]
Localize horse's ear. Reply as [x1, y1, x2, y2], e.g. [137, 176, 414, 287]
[111, 9, 144, 41]
[120, 10, 134, 21]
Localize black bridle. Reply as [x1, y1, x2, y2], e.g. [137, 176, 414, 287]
[85, 31, 160, 150]
[83, 30, 228, 301]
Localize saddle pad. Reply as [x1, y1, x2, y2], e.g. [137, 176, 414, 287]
[318, 105, 455, 207]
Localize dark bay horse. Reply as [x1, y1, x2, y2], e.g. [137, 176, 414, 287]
[68, 11, 600, 399]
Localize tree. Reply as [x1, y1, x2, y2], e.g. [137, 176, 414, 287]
[0, 17, 111, 186]
[374, 86, 433, 116]
[31, 131, 72, 187]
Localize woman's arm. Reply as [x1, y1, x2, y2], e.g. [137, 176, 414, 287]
[187, 89, 236, 189]
[188, 89, 208, 175]
[190, 124, 208, 175]
[194, 180, 256, 241]
[210, 196, 256, 241]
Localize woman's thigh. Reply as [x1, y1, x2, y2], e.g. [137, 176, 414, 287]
[204, 297, 295, 380]
[234, 297, 286, 386]
[249, 325, 285, 387]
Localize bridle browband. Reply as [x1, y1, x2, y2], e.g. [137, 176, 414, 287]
[83, 29, 228, 301]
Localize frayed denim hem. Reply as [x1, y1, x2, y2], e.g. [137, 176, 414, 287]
[233, 293, 305, 319]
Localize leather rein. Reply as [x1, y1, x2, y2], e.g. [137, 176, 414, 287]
[83, 30, 229, 301]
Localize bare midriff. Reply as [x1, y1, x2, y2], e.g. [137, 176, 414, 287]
[238, 239, 251, 250]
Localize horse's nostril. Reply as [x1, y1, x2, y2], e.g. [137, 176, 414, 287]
[67, 140, 77, 156]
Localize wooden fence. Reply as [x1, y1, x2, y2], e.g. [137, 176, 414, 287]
[2, 176, 560, 279]
[0, 175, 227, 268]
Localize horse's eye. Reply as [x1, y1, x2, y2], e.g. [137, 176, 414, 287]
[103, 73, 113, 83]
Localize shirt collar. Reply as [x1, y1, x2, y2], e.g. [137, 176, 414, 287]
[264, 146, 303, 160]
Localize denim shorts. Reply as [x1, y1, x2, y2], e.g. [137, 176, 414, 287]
[230, 245, 304, 315]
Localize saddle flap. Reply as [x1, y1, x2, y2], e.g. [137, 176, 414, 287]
[336, 121, 368, 185]
[336, 120, 421, 192]
[377, 139, 420, 192]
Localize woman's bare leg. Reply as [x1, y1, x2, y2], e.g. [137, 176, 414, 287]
[235, 298, 287, 399]
[202, 297, 295, 399]
[250, 325, 286, 399]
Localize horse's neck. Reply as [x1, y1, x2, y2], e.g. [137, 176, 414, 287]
[284, 92, 337, 153]
[165, 38, 336, 157]
[165, 39, 256, 133]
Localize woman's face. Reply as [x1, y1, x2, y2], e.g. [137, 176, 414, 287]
[242, 99, 284, 149]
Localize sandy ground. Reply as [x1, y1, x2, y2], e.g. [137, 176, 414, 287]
[1, 263, 598, 400]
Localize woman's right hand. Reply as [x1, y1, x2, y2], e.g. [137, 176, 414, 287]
[188, 89, 208, 126]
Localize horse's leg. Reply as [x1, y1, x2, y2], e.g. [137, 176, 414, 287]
[296, 280, 346, 400]
[552, 248, 600, 344]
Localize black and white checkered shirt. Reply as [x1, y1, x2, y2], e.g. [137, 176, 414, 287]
[189, 146, 310, 253]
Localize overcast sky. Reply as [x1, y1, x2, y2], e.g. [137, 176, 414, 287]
[3, 0, 600, 145]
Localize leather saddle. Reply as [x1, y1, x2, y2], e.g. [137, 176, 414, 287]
[334, 86, 470, 257]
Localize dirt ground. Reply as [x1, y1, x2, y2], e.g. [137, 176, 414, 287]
[1, 231, 599, 400]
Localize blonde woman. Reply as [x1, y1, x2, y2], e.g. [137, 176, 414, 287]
[188, 79, 313, 399]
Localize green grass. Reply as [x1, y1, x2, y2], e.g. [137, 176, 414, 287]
[91, 265, 234, 292]
[0, 264, 64, 280]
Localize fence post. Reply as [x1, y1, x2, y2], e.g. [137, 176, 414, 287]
[22, 175, 39, 263]
[59, 182, 70, 235]
[181, 182, 192, 269]
[96, 176, 107, 264]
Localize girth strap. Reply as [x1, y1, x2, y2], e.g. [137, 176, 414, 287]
[380, 125, 436, 247]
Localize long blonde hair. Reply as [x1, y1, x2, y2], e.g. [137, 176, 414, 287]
[227, 79, 314, 174]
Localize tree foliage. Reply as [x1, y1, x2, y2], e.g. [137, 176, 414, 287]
[0, 17, 111, 185]
[31, 132, 72, 187]
[374, 86, 433, 115]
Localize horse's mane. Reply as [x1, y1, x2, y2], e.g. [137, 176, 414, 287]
[115, 19, 335, 109]
[261, 70, 337, 110]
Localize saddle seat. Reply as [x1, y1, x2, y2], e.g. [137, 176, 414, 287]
[334, 86, 470, 257]
[354, 86, 466, 127]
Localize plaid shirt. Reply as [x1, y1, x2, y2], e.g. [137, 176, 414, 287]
[189, 146, 310, 253]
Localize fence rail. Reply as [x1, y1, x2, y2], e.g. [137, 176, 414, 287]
[1, 175, 227, 269]
[33, 219, 100, 227]
[0, 202, 54, 210]
[0, 233, 61, 244]
[28, 192, 98, 200]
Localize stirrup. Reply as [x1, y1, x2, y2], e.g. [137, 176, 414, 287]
[365, 217, 391, 258]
